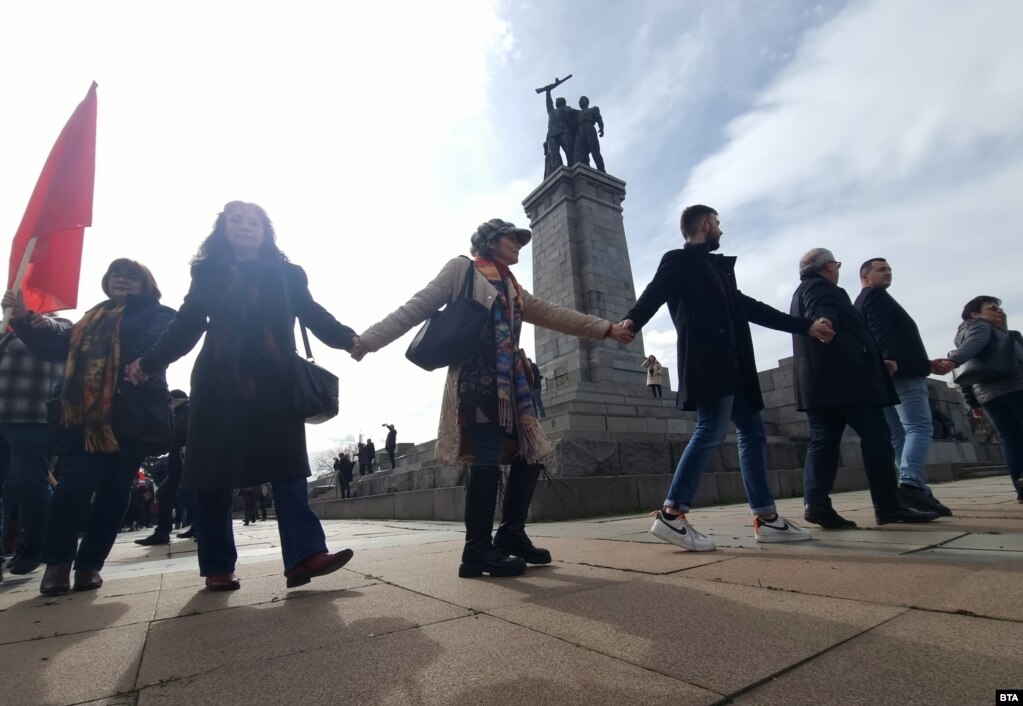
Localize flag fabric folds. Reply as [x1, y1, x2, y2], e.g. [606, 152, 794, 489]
[7, 82, 98, 313]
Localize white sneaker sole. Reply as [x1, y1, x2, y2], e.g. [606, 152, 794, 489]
[650, 519, 717, 552]
[755, 530, 813, 543]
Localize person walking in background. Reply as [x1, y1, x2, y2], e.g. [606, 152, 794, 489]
[526, 355, 546, 418]
[364, 439, 376, 473]
[642, 355, 663, 398]
[4, 258, 176, 596]
[0, 311, 69, 576]
[353, 218, 632, 578]
[136, 390, 191, 546]
[125, 200, 357, 592]
[622, 205, 829, 550]
[944, 296, 1023, 503]
[241, 485, 261, 525]
[383, 424, 398, 469]
[854, 258, 953, 516]
[357, 442, 368, 476]
[790, 249, 939, 528]
[335, 453, 354, 499]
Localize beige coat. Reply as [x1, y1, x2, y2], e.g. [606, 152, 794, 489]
[359, 256, 611, 465]
[643, 359, 663, 385]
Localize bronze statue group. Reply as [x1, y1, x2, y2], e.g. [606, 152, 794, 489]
[0, 197, 1019, 594]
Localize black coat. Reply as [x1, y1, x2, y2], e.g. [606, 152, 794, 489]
[140, 259, 356, 491]
[16, 295, 175, 455]
[625, 245, 813, 411]
[853, 287, 931, 379]
[790, 273, 898, 411]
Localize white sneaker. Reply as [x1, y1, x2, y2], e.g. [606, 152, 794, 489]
[754, 515, 812, 543]
[650, 510, 716, 551]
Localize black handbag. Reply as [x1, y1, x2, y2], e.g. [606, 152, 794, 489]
[280, 270, 340, 424]
[953, 327, 1022, 386]
[405, 256, 491, 371]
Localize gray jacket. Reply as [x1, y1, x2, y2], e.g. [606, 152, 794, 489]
[948, 319, 1023, 407]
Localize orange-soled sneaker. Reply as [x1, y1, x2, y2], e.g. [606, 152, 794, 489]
[284, 549, 354, 588]
[205, 572, 241, 591]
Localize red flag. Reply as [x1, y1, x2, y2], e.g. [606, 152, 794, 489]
[7, 82, 97, 313]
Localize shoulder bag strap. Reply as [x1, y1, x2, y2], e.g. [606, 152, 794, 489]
[278, 267, 315, 361]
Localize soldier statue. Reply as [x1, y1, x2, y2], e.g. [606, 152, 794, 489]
[573, 96, 605, 172]
[538, 76, 578, 175]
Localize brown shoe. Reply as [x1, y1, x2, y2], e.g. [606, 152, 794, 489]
[40, 563, 72, 596]
[205, 572, 240, 591]
[73, 569, 103, 592]
[284, 549, 354, 588]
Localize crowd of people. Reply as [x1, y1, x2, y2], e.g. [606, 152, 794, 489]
[0, 200, 1018, 591]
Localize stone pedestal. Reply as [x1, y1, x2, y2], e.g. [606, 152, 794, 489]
[522, 164, 647, 388]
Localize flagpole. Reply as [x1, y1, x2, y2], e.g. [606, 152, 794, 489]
[1, 236, 37, 330]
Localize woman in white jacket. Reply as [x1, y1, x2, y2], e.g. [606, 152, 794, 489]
[643, 355, 663, 398]
[353, 219, 632, 578]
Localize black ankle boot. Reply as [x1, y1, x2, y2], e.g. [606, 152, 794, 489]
[459, 465, 526, 579]
[493, 458, 552, 564]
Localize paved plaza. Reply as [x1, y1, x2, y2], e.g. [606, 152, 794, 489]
[1, 475, 1020, 705]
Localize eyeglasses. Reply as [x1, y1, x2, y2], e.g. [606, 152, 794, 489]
[828, 260, 842, 269]
[108, 271, 141, 282]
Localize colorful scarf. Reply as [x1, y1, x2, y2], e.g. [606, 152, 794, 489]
[62, 301, 125, 453]
[473, 256, 546, 462]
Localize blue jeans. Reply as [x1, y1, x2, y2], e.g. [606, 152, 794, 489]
[981, 390, 1023, 500]
[471, 423, 504, 469]
[194, 476, 327, 577]
[883, 376, 933, 490]
[40, 447, 146, 570]
[0, 424, 52, 555]
[530, 390, 547, 419]
[665, 394, 776, 515]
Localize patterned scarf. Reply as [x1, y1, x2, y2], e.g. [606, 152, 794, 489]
[473, 256, 546, 462]
[62, 301, 125, 453]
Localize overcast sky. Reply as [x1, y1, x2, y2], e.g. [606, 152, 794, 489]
[2, 0, 1020, 460]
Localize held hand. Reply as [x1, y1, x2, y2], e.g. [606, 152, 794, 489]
[930, 358, 956, 375]
[1, 289, 28, 320]
[123, 358, 148, 385]
[350, 336, 368, 362]
[884, 359, 898, 376]
[809, 318, 834, 343]
[608, 322, 634, 344]
[971, 408, 985, 420]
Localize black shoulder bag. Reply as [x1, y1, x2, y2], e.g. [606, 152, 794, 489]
[280, 269, 340, 424]
[405, 256, 491, 371]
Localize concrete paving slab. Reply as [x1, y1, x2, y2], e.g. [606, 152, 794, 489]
[138, 583, 471, 688]
[153, 568, 375, 620]
[542, 537, 730, 574]
[490, 573, 904, 695]
[355, 550, 634, 612]
[939, 532, 1023, 552]
[138, 614, 720, 706]
[0, 573, 162, 604]
[678, 554, 979, 609]
[0, 586, 159, 645]
[733, 610, 1023, 706]
[0, 622, 147, 706]
[925, 558, 1023, 621]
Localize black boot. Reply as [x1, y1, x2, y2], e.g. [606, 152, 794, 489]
[494, 458, 552, 564]
[459, 466, 526, 579]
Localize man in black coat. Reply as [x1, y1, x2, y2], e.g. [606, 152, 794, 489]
[136, 390, 190, 546]
[790, 248, 939, 528]
[854, 258, 952, 516]
[622, 205, 834, 550]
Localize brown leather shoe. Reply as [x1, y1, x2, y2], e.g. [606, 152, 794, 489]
[39, 563, 72, 596]
[73, 569, 103, 592]
[284, 548, 354, 588]
[205, 572, 241, 591]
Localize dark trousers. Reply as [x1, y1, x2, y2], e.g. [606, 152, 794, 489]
[0, 424, 52, 556]
[803, 404, 900, 513]
[242, 493, 259, 523]
[337, 473, 351, 499]
[193, 476, 327, 577]
[155, 449, 183, 535]
[648, 385, 663, 398]
[386, 448, 396, 470]
[982, 390, 1023, 499]
[40, 446, 146, 570]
